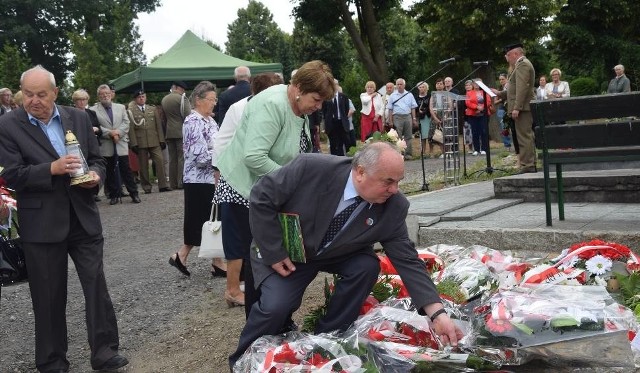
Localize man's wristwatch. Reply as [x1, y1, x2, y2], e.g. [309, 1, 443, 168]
[430, 308, 447, 322]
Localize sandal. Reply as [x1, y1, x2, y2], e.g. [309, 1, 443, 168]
[169, 252, 190, 276]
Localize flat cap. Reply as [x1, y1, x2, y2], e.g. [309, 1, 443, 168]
[503, 43, 523, 54]
[173, 81, 188, 90]
[133, 89, 145, 98]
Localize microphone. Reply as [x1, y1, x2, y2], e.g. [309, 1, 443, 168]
[472, 60, 492, 66]
[439, 57, 456, 65]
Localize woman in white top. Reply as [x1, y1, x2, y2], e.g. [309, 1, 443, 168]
[545, 68, 570, 99]
[359, 81, 384, 141]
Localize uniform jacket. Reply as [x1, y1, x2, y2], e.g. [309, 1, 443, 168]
[90, 102, 130, 157]
[161, 92, 191, 139]
[249, 154, 442, 311]
[0, 106, 106, 243]
[498, 57, 535, 112]
[126, 102, 164, 148]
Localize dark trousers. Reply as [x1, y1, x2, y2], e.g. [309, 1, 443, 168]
[328, 120, 346, 156]
[468, 115, 488, 152]
[104, 155, 138, 198]
[23, 210, 119, 372]
[137, 146, 168, 192]
[229, 252, 379, 368]
[166, 138, 184, 189]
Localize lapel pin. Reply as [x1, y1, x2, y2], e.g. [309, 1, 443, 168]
[366, 218, 374, 226]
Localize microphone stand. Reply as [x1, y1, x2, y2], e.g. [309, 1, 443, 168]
[451, 65, 484, 178]
[392, 60, 456, 193]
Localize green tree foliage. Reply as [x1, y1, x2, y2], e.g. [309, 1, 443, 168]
[290, 20, 349, 78]
[570, 77, 599, 97]
[294, 0, 402, 87]
[550, 0, 640, 91]
[225, 0, 294, 74]
[0, 0, 158, 91]
[410, 0, 560, 78]
[0, 44, 31, 90]
[70, 0, 151, 100]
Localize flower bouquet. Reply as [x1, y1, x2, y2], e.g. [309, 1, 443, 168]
[432, 257, 499, 303]
[344, 303, 440, 351]
[346, 129, 407, 156]
[465, 284, 635, 368]
[233, 332, 367, 372]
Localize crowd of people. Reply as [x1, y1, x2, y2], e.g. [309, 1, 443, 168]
[0, 53, 634, 372]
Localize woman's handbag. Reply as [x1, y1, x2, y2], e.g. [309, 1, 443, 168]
[198, 203, 225, 259]
[432, 128, 444, 144]
[0, 235, 27, 286]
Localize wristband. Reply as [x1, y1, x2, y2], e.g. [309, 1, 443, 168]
[430, 308, 447, 322]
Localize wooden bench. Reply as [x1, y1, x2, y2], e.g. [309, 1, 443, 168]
[531, 92, 640, 226]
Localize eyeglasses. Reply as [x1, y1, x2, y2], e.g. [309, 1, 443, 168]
[203, 97, 217, 103]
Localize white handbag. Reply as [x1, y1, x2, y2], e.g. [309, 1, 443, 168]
[198, 203, 225, 259]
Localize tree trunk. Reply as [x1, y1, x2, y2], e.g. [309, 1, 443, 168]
[337, 0, 388, 85]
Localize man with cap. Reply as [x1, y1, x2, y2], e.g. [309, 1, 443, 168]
[127, 89, 171, 194]
[161, 81, 191, 189]
[216, 66, 251, 124]
[492, 43, 536, 174]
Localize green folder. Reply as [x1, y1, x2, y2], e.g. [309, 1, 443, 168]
[278, 212, 306, 263]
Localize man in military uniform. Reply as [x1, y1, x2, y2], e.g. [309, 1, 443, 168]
[127, 89, 170, 193]
[161, 81, 190, 189]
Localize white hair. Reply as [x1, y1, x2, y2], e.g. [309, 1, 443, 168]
[20, 65, 56, 88]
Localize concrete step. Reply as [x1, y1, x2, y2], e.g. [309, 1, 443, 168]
[439, 198, 524, 221]
[494, 168, 640, 202]
[418, 225, 640, 259]
[407, 182, 495, 216]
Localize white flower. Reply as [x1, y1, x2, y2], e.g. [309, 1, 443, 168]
[396, 139, 407, 152]
[585, 255, 612, 276]
[386, 129, 399, 141]
[557, 256, 579, 271]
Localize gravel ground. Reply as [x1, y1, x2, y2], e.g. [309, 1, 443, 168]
[5, 147, 609, 373]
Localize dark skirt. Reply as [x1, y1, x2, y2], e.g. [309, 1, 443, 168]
[183, 183, 216, 246]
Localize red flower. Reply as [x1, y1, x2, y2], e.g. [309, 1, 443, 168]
[309, 352, 330, 367]
[273, 343, 300, 364]
[485, 315, 513, 334]
[359, 295, 379, 315]
[568, 239, 631, 261]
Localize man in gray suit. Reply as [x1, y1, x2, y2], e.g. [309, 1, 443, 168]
[229, 142, 462, 368]
[91, 84, 140, 204]
[0, 65, 128, 372]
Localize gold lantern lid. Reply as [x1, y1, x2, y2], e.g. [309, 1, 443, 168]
[65, 130, 79, 145]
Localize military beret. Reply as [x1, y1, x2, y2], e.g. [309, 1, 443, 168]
[503, 43, 523, 54]
[133, 89, 145, 98]
[173, 81, 188, 90]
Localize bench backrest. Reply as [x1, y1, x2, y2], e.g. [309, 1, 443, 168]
[531, 92, 640, 123]
[535, 121, 640, 149]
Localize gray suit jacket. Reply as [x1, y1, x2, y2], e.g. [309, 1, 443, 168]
[90, 102, 130, 157]
[249, 153, 441, 311]
[0, 106, 106, 243]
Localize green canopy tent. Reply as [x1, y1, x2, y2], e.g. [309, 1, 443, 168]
[110, 30, 283, 93]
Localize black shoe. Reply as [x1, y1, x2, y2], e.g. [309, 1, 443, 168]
[211, 265, 227, 278]
[109, 197, 120, 205]
[143, 189, 152, 194]
[169, 253, 190, 276]
[131, 194, 141, 203]
[95, 354, 129, 371]
[94, 195, 101, 202]
[159, 187, 172, 192]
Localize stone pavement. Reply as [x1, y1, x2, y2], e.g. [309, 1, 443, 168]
[404, 176, 640, 258]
